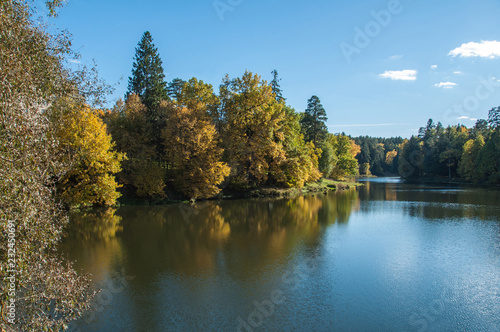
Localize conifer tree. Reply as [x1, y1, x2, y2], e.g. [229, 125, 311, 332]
[300, 95, 328, 145]
[271, 69, 285, 103]
[127, 31, 168, 113]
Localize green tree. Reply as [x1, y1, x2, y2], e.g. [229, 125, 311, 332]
[471, 119, 491, 139]
[300, 95, 328, 146]
[167, 77, 186, 100]
[270, 69, 285, 103]
[458, 135, 485, 182]
[438, 125, 468, 179]
[399, 137, 424, 178]
[127, 31, 168, 113]
[277, 105, 322, 187]
[475, 131, 500, 184]
[329, 135, 360, 179]
[488, 106, 500, 129]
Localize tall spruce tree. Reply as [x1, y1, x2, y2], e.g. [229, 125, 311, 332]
[271, 69, 285, 103]
[300, 95, 328, 145]
[127, 31, 168, 112]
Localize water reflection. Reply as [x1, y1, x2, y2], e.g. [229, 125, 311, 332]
[60, 190, 360, 331]
[358, 180, 500, 221]
[59, 180, 500, 331]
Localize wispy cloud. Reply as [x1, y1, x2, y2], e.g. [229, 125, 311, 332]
[434, 82, 458, 89]
[431, 65, 438, 69]
[453, 71, 462, 74]
[329, 123, 409, 128]
[457, 116, 477, 121]
[379, 70, 417, 81]
[389, 54, 403, 60]
[449, 40, 500, 59]
[68, 59, 81, 64]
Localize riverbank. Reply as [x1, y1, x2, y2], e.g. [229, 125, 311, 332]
[116, 178, 362, 206]
[242, 178, 362, 199]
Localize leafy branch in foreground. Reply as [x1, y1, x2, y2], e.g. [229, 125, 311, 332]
[0, 0, 111, 330]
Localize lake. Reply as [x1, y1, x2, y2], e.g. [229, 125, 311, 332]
[62, 178, 500, 331]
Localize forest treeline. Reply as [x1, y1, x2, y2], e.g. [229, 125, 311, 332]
[398, 112, 500, 183]
[40, 30, 500, 208]
[351, 111, 500, 184]
[58, 31, 361, 206]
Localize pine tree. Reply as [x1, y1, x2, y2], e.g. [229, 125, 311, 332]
[488, 106, 500, 130]
[271, 69, 285, 103]
[167, 78, 186, 100]
[300, 95, 328, 145]
[127, 31, 168, 112]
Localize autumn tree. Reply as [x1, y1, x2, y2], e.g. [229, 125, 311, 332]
[300, 95, 328, 145]
[458, 136, 485, 182]
[385, 149, 398, 173]
[176, 77, 220, 116]
[163, 86, 230, 199]
[53, 101, 125, 207]
[276, 105, 322, 187]
[219, 71, 289, 189]
[105, 95, 167, 198]
[325, 134, 360, 179]
[0, 1, 99, 330]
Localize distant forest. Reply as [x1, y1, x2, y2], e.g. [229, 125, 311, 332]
[351, 110, 500, 184]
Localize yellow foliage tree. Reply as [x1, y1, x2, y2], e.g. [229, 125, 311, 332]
[276, 107, 322, 187]
[220, 71, 289, 189]
[106, 95, 166, 198]
[385, 149, 397, 166]
[54, 101, 125, 207]
[163, 106, 230, 199]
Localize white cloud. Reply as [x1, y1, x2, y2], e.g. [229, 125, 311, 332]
[379, 70, 417, 81]
[431, 65, 438, 69]
[457, 116, 477, 121]
[453, 71, 462, 74]
[434, 82, 458, 89]
[68, 59, 81, 64]
[390, 54, 403, 60]
[449, 40, 500, 59]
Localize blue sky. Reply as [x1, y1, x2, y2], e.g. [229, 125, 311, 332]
[43, 0, 500, 137]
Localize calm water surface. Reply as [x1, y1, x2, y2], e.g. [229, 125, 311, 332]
[61, 178, 500, 331]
